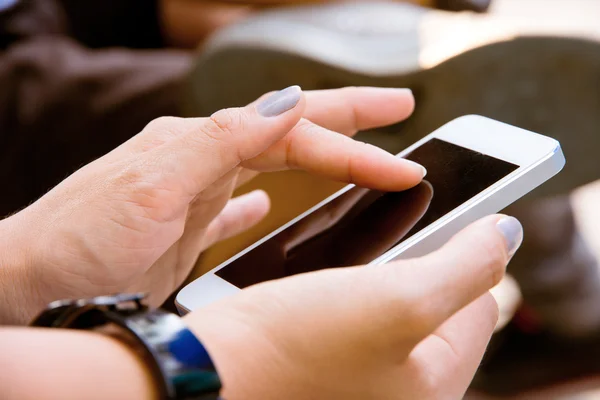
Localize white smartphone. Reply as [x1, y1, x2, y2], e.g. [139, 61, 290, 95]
[176, 115, 565, 314]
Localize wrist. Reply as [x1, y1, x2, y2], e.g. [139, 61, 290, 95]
[0, 212, 44, 324]
[183, 311, 236, 399]
[183, 308, 277, 400]
[0, 327, 157, 400]
[31, 294, 220, 399]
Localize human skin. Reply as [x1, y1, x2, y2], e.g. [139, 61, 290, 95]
[0, 86, 522, 399]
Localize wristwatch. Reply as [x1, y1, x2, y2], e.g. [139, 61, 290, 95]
[30, 293, 222, 400]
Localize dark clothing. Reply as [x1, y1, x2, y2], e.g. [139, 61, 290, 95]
[0, 0, 192, 216]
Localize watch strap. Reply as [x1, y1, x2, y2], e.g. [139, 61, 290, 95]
[31, 294, 222, 400]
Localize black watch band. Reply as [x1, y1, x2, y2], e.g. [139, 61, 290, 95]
[30, 293, 222, 400]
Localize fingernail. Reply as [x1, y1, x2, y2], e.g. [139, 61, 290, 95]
[405, 159, 427, 178]
[496, 216, 523, 258]
[257, 85, 302, 117]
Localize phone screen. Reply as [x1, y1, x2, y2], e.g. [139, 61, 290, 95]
[216, 138, 518, 288]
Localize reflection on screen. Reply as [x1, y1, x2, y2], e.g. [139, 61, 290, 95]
[217, 138, 518, 288]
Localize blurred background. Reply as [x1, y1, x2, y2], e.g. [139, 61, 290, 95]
[2, 0, 600, 398]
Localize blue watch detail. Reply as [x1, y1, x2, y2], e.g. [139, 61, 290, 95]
[169, 328, 215, 368]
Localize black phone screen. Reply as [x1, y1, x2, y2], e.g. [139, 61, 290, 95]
[216, 138, 518, 288]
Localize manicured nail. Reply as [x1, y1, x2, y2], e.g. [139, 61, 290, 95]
[405, 159, 427, 178]
[257, 85, 302, 117]
[496, 216, 523, 258]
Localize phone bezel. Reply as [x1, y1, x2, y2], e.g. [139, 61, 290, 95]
[176, 115, 563, 313]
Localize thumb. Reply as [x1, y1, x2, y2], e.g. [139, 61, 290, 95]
[352, 214, 522, 343]
[138, 85, 305, 196]
[264, 215, 520, 350]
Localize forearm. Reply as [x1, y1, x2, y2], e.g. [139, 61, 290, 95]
[0, 213, 41, 325]
[0, 327, 156, 400]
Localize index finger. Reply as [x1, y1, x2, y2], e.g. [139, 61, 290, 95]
[241, 117, 426, 191]
[235, 87, 417, 188]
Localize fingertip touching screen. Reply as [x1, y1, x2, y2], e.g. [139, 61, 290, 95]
[216, 138, 518, 288]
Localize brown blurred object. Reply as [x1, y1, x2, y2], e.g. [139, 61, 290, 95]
[435, 0, 491, 12]
[161, 0, 253, 47]
[163, 0, 492, 48]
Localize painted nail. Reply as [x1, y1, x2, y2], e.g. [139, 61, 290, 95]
[405, 159, 427, 178]
[496, 216, 524, 258]
[257, 85, 302, 117]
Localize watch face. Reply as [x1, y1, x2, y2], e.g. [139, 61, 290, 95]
[85, 293, 147, 307]
[32, 293, 148, 327]
[45, 292, 147, 310]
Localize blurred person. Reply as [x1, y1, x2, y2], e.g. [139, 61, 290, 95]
[0, 86, 520, 399]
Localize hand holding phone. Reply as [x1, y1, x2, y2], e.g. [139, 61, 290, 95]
[184, 214, 521, 400]
[177, 115, 564, 311]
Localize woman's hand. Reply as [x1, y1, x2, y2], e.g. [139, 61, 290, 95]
[185, 214, 523, 400]
[0, 86, 424, 323]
